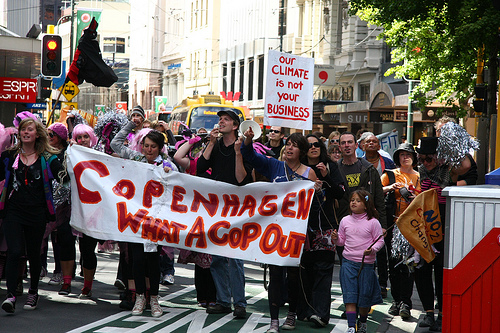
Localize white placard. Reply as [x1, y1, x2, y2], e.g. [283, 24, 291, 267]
[264, 50, 314, 131]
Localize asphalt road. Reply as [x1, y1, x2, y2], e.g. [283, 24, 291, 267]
[0, 247, 439, 332]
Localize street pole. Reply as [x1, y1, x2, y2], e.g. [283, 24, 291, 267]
[70, 0, 75, 63]
[407, 80, 414, 144]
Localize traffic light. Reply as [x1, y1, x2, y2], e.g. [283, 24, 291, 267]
[41, 34, 62, 78]
[37, 77, 52, 99]
[472, 84, 487, 115]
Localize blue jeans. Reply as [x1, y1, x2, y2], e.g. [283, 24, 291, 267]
[210, 255, 246, 308]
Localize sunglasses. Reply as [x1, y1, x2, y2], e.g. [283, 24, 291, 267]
[268, 129, 281, 134]
[330, 139, 339, 143]
[48, 132, 55, 138]
[309, 141, 322, 148]
[418, 156, 434, 163]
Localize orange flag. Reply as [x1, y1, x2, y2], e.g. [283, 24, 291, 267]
[396, 189, 442, 263]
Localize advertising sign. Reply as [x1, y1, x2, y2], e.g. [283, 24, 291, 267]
[155, 96, 168, 113]
[0, 77, 37, 103]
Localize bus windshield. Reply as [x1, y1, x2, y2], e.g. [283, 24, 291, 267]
[190, 106, 243, 130]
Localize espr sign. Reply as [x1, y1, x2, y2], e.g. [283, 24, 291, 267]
[0, 77, 37, 103]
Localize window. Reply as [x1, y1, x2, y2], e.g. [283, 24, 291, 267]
[258, 55, 265, 99]
[278, 0, 287, 36]
[248, 57, 254, 101]
[230, 61, 236, 94]
[222, 63, 227, 92]
[359, 83, 370, 101]
[239, 59, 244, 101]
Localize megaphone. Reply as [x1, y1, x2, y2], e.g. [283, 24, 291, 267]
[239, 120, 262, 140]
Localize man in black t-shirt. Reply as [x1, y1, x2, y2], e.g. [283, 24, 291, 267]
[197, 110, 253, 319]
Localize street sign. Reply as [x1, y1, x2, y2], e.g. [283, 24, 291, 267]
[60, 81, 80, 101]
[63, 102, 78, 109]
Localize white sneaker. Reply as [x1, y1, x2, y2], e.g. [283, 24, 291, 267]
[150, 295, 163, 318]
[162, 274, 174, 285]
[346, 327, 356, 333]
[48, 272, 63, 285]
[132, 293, 146, 316]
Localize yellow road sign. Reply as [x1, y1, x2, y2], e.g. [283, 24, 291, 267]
[63, 102, 78, 109]
[60, 81, 80, 101]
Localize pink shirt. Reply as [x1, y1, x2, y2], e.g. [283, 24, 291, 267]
[336, 213, 384, 264]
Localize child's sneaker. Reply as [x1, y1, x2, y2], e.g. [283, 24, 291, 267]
[23, 290, 39, 310]
[1, 293, 16, 313]
[357, 320, 368, 333]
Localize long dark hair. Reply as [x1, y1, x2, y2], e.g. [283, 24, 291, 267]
[349, 189, 379, 220]
[285, 133, 309, 161]
[305, 134, 330, 164]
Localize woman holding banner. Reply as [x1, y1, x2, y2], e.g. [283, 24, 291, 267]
[1, 115, 65, 313]
[297, 134, 345, 327]
[241, 128, 319, 333]
[111, 119, 177, 318]
[380, 143, 420, 321]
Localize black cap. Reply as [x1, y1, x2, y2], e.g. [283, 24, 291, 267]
[217, 109, 241, 125]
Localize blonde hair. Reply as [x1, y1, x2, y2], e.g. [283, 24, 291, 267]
[10, 118, 59, 156]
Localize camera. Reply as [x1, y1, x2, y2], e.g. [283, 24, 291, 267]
[398, 187, 412, 203]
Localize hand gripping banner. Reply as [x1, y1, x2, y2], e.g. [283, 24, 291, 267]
[67, 145, 315, 266]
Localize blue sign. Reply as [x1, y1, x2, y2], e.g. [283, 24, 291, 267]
[168, 63, 181, 70]
[27, 102, 62, 109]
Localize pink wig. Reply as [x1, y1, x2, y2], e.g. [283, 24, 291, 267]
[72, 124, 98, 147]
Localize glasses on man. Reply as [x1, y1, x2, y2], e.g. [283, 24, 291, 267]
[418, 156, 434, 163]
[309, 141, 322, 148]
[268, 129, 281, 134]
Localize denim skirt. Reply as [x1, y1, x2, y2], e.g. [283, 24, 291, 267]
[339, 258, 383, 308]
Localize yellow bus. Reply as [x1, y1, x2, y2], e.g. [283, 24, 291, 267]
[146, 108, 173, 124]
[169, 94, 246, 135]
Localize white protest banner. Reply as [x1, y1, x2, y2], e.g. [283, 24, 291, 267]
[264, 50, 314, 131]
[377, 130, 399, 158]
[67, 145, 315, 266]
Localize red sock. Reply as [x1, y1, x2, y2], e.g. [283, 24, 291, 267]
[63, 275, 72, 285]
[84, 279, 93, 290]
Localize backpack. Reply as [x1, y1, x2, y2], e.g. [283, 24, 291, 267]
[384, 170, 397, 223]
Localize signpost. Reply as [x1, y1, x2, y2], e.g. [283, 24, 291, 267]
[60, 80, 79, 101]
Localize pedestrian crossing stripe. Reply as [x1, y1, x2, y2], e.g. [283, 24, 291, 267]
[66, 282, 392, 333]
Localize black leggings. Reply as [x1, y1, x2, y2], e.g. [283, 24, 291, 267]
[130, 242, 160, 295]
[268, 265, 299, 320]
[79, 234, 98, 270]
[2, 215, 46, 295]
[55, 202, 75, 262]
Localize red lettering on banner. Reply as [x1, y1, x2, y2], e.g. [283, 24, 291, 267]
[281, 192, 297, 218]
[74, 160, 110, 204]
[296, 189, 314, 220]
[185, 216, 207, 248]
[222, 194, 240, 217]
[172, 186, 188, 213]
[240, 223, 261, 250]
[142, 216, 161, 242]
[143, 180, 164, 208]
[229, 228, 242, 248]
[258, 195, 278, 216]
[260, 224, 282, 254]
[112, 179, 135, 199]
[208, 221, 230, 245]
[191, 191, 219, 217]
[116, 202, 148, 233]
[259, 224, 306, 258]
[157, 220, 187, 244]
[238, 195, 257, 217]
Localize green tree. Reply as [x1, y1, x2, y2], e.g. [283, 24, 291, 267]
[349, 0, 500, 118]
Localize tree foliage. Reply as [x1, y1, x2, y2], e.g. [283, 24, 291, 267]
[349, 0, 500, 118]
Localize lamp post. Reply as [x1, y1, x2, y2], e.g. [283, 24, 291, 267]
[404, 77, 420, 145]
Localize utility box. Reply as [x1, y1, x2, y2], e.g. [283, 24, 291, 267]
[485, 167, 500, 185]
[442, 185, 500, 333]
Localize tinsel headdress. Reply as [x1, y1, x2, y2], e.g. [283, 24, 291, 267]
[437, 122, 479, 168]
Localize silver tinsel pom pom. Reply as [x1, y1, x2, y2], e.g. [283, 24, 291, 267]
[391, 225, 411, 260]
[93, 110, 128, 154]
[437, 122, 479, 168]
[69, 110, 87, 126]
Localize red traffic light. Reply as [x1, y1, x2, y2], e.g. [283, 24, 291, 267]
[47, 40, 58, 50]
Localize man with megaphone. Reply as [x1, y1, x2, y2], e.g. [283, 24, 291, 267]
[197, 109, 254, 319]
